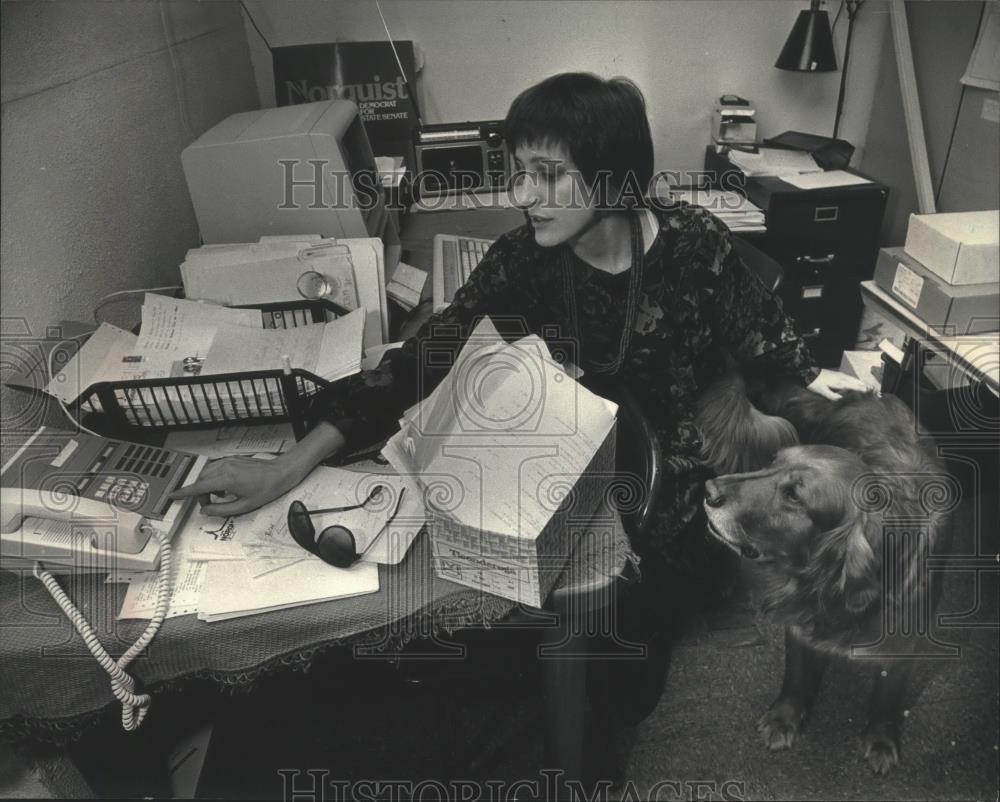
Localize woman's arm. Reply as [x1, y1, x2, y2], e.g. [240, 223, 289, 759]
[174, 228, 539, 516]
[308, 227, 540, 452]
[169, 420, 345, 515]
[708, 231, 821, 386]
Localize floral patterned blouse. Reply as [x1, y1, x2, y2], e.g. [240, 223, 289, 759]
[310, 203, 820, 561]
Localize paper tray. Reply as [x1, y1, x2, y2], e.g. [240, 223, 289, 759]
[68, 298, 347, 440]
[73, 367, 332, 440]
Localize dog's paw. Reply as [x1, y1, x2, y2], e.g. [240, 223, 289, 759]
[757, 701, 805, 751]
[862, 729, 900, 776]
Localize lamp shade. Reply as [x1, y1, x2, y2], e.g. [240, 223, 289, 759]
[775, 2, 838, 72]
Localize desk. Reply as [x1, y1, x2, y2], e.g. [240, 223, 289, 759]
[860, 280, 999, 394]
[1, 504, 628, 790]
[2, 207, 629, 791]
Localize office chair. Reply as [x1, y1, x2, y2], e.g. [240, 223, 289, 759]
[732, 236, 783, 293]
[392, 384, 662, 782]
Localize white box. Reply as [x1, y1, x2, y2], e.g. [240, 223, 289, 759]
[838, 350, 884, 392]
[429, 425, 616, 607]
[904, 211, 999, 285]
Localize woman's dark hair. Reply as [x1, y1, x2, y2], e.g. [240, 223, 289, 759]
[504, 72, 654, 208]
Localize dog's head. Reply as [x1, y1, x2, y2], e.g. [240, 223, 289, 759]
[704, 444, 881, 615]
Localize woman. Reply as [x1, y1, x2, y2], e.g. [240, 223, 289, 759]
[174, 72, 864, 601]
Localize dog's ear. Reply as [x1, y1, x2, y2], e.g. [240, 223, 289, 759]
[839, 515, 880, 614]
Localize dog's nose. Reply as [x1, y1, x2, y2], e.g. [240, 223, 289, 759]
[704, 479, 725, 508]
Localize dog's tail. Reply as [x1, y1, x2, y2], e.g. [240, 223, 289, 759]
[695, 371, 799, 475]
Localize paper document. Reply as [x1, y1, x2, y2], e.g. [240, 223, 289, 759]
[199, 308, 364, 382]
[386, 261, 427, 311]
[45, 323, 138, 402]
[383, 317, 617, 538]
[117, 555, 207, 620]
[362, 342, 405, 371]
[164, 423, 295, 458]
[782, 170, 872, 190]
[116, 494, 224, 619]
[665, 189, 766, 231]
[122, 295, 261, 381]
[231, 465, 420, 572]
[197, 555, 379, 622]
[729, 148, 822, 177]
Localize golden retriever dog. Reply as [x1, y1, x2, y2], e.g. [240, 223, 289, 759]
[695, 369, 954, 775]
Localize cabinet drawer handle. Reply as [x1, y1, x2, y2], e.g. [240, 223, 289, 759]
[814, 206, 839, 222]
[795, 254, 835, 265]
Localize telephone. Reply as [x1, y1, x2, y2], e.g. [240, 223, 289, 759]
[1, 427, 207, 731]
[1, 427, 205, 572]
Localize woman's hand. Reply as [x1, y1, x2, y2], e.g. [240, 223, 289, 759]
[169, 455, 307, 516]
[170, 421, 347, 516]
[806, 368, 877, 401]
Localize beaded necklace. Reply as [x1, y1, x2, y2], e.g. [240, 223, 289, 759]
[560, 211, 645, 375]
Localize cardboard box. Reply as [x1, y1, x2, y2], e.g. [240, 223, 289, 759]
[429, 425, 617, 607]
[838, 350, 884, 392]
[874, 247, 999, 334]
[904, 211, 999, 285]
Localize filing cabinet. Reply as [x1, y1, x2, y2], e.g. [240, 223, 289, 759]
[704, 147, 889, 367]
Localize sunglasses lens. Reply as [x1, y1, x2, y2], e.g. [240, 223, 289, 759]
[287, 501, 316, 553]
[316, 525, 358, 569]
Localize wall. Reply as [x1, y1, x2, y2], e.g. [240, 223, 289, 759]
[0, 1, 258, 338]
[860, 1, 997, 245]
[240, 0, 887, 174]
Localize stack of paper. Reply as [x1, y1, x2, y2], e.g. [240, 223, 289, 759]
[729, 147, 822, 177]
[180, 235, 390, 351]
[381, 317, 618, 538]
[46, 296, 263, 403]
[49, 294, 365, 425]
[667, 189, 766, 232]
[200, 309, 364, 383]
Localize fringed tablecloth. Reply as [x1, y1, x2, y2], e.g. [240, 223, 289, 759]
[0, 507, 631, 744]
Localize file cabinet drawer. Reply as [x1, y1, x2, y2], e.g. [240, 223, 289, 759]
[763, 189, 888, 247]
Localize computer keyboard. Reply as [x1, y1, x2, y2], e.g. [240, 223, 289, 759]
[433, 234, 495, 311]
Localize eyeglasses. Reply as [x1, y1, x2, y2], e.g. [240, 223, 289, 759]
[286, 485, 403, 569]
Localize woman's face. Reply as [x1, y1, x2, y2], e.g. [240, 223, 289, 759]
[511, 141, 598, 248]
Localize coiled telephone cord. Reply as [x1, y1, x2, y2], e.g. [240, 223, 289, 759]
[32, 527, 171, 731]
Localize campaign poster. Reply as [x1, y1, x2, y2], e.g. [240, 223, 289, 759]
[272, 41, 418, 159]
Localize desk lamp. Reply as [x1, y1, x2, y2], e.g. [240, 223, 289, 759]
[776, 0, 865, 138]
[775, 0, 837, 72]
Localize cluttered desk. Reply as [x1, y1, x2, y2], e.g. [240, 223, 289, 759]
[0, 100, 635, 792]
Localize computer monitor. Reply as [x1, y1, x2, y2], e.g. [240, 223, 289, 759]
[182, 100, 388, 244]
